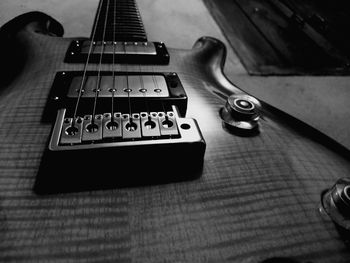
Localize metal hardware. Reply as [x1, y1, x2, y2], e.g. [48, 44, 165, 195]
[43, 71, 189, 123]
[58, 110, 183, 144]
[220, 94, 261, 135]
[159, 111, 179, 136]
[140, 112, 161, 137]
[320, 178, 350, 231]
[122, 113, 142, 139]
[60, 117, 83, 144]
[67, 75, 169, 98]
[81, 41, 156, 55]
[102, 113, 122, 139]
[38, 107, 206, 193]
[81, 115, 103, 142]
[51, 107, 203, 156]
[65, 40, 170, 64]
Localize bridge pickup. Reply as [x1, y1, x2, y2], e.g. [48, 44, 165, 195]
[65, 40, 170, 64]
[35, 108, 205, 194]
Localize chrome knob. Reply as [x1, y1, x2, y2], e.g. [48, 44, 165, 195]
[320, 178, 350, 231]
[220, 94, 261, 135]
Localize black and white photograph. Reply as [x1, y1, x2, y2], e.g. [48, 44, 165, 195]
[0, 0, 349, 262]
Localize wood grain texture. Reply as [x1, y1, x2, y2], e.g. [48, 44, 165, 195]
[0, 18, 350, 263]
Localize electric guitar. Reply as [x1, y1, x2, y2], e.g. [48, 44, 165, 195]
[0, 0, 349, 262]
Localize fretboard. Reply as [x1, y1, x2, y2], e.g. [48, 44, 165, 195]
[92, 0, 147, 42]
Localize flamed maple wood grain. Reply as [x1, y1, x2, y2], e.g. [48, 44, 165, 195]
[0, 14, 350, 263]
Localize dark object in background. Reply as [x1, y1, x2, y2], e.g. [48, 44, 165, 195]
[204, 0, 350, 75]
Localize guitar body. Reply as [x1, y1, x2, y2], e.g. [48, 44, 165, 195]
[1, 12, 350, 262]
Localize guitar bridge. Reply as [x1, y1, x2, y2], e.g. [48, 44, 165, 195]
[36, 72, 205, 194]
[58, 110, 180, 145]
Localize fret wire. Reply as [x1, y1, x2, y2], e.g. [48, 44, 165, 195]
[92, 0, 147, 42]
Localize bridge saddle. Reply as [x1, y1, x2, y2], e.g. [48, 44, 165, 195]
[58, 110, 180, 145]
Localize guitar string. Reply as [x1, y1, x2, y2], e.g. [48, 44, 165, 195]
[129, 0, 167, 123]
[135, 31, 151, 121]
[139, 66, 149, 114]
[131, 0, 150, 118]
[152, 67, 168, 131]
[110, 0, 117, 123]
[147, 42, 167, 127]
[151, 48, 176, 136]
[109, 0, 134, 130]
[72, 0, 104, 126]
[89, 0, 160, 133]
[112, 0, 131, 125]
[127, 1, 166, 124]
[139, 62, 152, 131]
[114, 0, 145, 130]
[91, 0, 110, 124]
[124, 8, 132, 124]
[116, 1, 171, 136]
[131, 0, 156, 130]
[71, 0, 167, 135]
[116, 1, 132, 123]
[119, 0, 145, 130]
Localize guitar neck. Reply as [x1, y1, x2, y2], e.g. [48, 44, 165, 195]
[92, 0, 147, 42]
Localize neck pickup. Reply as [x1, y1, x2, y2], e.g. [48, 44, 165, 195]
[65, 40, 169, 64]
